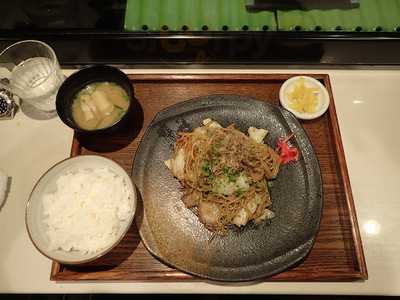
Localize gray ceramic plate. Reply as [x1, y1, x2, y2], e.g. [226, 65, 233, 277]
[132, 95, 322, 282]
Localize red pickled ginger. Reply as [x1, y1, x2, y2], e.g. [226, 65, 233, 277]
[276, 133, 299, 164]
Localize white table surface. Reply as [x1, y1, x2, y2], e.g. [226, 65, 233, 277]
[1, 68, 399, 294]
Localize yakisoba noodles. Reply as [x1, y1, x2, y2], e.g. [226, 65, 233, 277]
[165, 119, 281, 234]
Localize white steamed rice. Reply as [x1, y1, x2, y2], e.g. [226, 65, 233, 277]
[42, 167, 133, 253]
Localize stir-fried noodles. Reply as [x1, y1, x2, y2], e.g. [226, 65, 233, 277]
[165, 119, 281, 234]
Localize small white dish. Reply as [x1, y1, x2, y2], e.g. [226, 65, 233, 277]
[279, 76, 330, 120]
[25, 155, 137, 265]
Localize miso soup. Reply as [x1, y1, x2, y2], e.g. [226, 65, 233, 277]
[71, 82, 130, 130]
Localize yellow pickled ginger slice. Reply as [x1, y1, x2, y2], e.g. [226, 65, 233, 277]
[286, 78, 320, 113]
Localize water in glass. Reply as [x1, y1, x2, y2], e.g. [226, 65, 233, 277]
[10, 57, 64, 112]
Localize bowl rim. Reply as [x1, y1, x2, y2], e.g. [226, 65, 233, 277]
[25, 154, 137, 265]
[55, 64, 135, 134]
[279, 75, 330, 120]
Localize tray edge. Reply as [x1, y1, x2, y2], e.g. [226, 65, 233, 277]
[322, 74, 368, 280]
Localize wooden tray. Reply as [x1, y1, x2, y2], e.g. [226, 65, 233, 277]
[51, 74, 367, 282]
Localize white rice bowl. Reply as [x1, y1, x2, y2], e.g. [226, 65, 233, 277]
[25, 155, 137, 264]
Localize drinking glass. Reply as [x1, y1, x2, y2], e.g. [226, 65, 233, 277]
[0, 40, 64, 113]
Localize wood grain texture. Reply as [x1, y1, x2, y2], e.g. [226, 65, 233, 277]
[51, 74, 367, 282]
